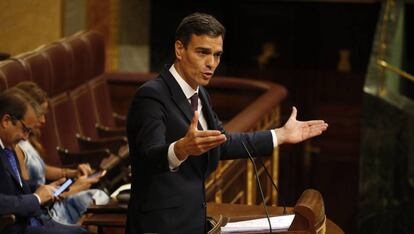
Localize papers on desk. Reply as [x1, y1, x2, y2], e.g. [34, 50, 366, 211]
[221, 214, 295, 233]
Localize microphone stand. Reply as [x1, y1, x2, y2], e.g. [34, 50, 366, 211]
[245, 136, 287, 215]
[241, 138, 272, 234]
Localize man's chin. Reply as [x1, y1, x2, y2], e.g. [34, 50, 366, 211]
[198, 78, 211, 86]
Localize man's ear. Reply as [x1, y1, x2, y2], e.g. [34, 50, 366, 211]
[175, 40, 184, 61]
[0, 115, 10, 129]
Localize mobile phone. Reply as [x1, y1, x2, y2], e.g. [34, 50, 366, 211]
[88, 170, 106, 179]
[53, 179, 73, 197]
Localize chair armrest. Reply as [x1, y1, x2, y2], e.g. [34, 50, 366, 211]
[100, 154, 123, 171]
[57, 147, 111, 170]
[96, 124, 126, 138]
[76, 134, 127, 154]
[87, 201, 128, 214]
[113, 112, 126, 127]
[0, 214, 15, 233]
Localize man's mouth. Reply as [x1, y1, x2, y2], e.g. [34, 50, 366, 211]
[202, 72, 213, 79]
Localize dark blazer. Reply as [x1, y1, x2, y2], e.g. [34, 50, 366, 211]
[0, 147, 42, 234]
[126, 66, 273, 234]
[0, 148, 89, 234]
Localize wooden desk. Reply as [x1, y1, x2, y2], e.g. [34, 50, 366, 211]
[83, 202, 343, 234]
[208, 203, 344, 234]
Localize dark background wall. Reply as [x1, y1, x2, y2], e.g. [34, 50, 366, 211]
[150, 1, 380, 233]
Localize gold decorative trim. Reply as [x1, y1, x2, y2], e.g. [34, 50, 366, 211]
[231, 191, 244, 204]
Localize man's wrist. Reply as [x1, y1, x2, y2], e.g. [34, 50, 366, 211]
[33, 193, 41, 205]
[274, 127, 286, 145]
[174, 139, 188, 161]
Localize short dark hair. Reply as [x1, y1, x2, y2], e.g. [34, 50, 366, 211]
[175, 12, 225, 48]
[0, 91, 28, 120]
[4, 87, 42, 116]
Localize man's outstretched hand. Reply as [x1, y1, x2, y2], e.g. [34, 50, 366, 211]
[275, 107, 328, 145]
[174, 111, 227, 161]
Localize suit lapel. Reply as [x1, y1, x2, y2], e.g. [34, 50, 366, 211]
[0, 149, 24, 189]
[160, 68, 206, 177]
[160, 68, 194, 124]
[199, 87, 221, 177]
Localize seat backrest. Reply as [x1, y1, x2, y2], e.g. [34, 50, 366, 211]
[88, 75, 116, 127]
[60, 35, 94, 87]
[39, 109, 62, 167]
[48, 92, 81, 152]
[37, 43, 73, 95]
[80, 31, 105, 76]
[14, 51, 53, 94]
[0, 59, 30, 88]
[0, 70, 6, 91]
[69, 84, 100, 138]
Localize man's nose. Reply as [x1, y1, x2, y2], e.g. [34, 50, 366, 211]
[205, 55, 214, 68]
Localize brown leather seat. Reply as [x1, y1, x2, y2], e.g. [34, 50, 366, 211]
[0, 71, 7, 91]
[15, 51, 53, 94]
[42, 92, 111, 169]
[88, 76, 126, 138]
[0, 59, 30, 88]
[60, 36, 94, 87]
[37, 43, 73, 95]
[80, 31, 105, 76]
[69, 84, 100, 138]
[38, 109, 63, 167]
[88, 76, 117, 128]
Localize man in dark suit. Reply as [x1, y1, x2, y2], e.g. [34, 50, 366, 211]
[0, 92, 89, 234]
[126, 12, 328, 234]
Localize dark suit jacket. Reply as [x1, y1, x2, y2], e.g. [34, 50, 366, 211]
[126, 66, 273, 234]
[0, 147, 42, 234]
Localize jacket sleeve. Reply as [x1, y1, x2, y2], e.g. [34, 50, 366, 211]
[0, 193, 41, 217]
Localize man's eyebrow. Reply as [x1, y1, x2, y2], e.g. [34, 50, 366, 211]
[195, 47, 211, 51]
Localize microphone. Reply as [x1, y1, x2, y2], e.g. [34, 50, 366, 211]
[245, 136, 287, 215]
[241, 137, 272, 234]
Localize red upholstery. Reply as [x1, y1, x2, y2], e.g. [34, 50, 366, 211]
[80, 31, 105, 76]
[39, 110, 62, 166]
[37, 43, 73, 95]
[88, 75, 116, 127]
[0, 59, 30, 88]
[48, 92, 81, 152]
[0, 70, 6, 91]
[15, 52, 53, 94]
[60, 36, 93, 88]
[69, 84, 100, 138]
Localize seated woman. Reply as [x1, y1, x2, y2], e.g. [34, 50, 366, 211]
[11, 82, 109, 225]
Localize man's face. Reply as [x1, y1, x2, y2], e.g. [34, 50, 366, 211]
[175, 34, 223, 89]
[1, 106, 37, 148]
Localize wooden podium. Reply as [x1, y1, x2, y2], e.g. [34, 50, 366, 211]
[207, 189, 342, 234]
[83, 189, 343, 234]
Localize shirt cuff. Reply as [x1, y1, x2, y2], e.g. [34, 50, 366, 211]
[33, 193, 41, 205]
[270, 130, 278, 148]
[168, 142, 185, 171]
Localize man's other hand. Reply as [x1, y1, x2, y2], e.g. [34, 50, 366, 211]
[174, 111, 226, 160]
[275, 106, 328, 145]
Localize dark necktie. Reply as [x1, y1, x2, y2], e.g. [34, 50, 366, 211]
[3, 148, 41, 227]
[190, 93, 198, 112]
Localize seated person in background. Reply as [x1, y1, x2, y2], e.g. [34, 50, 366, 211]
[9, 82, 109, 225]
[0, 91, 89, 234]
